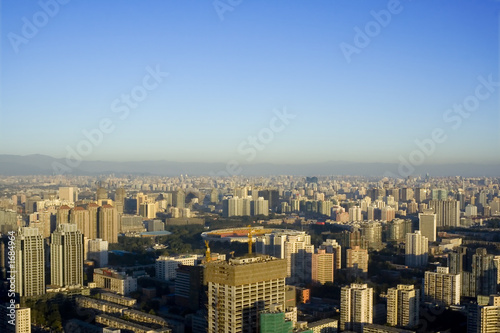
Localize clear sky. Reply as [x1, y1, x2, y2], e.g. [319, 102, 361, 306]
[1, 0, 499, 165]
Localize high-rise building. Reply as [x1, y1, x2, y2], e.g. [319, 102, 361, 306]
[256, 230, 314, 284]
[87, 238, 109, 267]
[172, 190, 185, 209]
[318, 239, 341, 272]
[429, 199, 460, 227]
[56, 205, 71, 225]
[50, 223, 84, 287]
[311, 249, 334, 284]
[359, 222, 383, 250]
[114, 188, 126, 214]
[418, 209, 437, 242]
[205, 255, 287, 333]
[156, 255, 198, 280]
[467, 295, 500, 333]
[465, 204, 478, 217]
[59, 186, 78, 202]
[340, 283, 373, 333]
[386, 219, 412, 242]
[85, 203, 99, 239]
[463, 248, 499, 298]
[96, 187, 108, 200]
[139, 202, 156, 219]
[252, 197, 269, 216]
[424, 267, 461, 306]
[15, 227, 45, 297]
[387, 284, 419, 329]
[349, 206, 362, 222]
[70, 207, 90, 238]
[0, 304, 31, 333]
[401, 188, 414, 202]
[98, 205, 119, 244]
[405, 231, 428, 267]
[415, 188, 426, 203]
[346, 246, 369, 273]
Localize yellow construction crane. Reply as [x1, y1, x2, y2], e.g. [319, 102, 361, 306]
[247, 225, 253, 254]
[205, 240, 211, 262]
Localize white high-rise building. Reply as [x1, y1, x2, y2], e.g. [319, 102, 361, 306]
[429, 199, 460, 227]
[349, 206, 362, 222]
[255, 230, 314, 284]
[253, 197, 269, 216]
[419, 209, 437, 242]
[50, 223, 84, 287]
[59, 186, 78, 202]
[405, 231, 428, 267]
[465, 204, 478, 217]
[156, 255, 198, 280]
[387, 284, 419, 329]
[15, 227, 45, 297]
[340, 283, 373, 333]
[87, 238, 109, 267]
[424, 267, 461, 306]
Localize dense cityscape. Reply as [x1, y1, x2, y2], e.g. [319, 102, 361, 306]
[0, 174, 499, 332]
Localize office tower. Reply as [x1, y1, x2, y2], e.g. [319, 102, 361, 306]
[311, 249, 334, 284]
[172, 190, 185, 208]
[114, 188, 126, 214]
[87, 238, 109, 267]
[429, 199, 460, 227]
[50, 223, 84, 287]
[255, 230, 314, 284]
[432, 189, 448, 200]
[15, 227, 45, 297]
[70, 207, 90, 238]
[56, 205, 71, 225]
[387, 284, 419, 329]
[465, 205, 478, 217]
[252, 197, 269, 216]
[405, 231, 428, 267]
[346, 246, 369, 273]
[467, 295, 500, 333]
[59, 186, 78, 202]
[415, 188, 426, 203]
[424, 267, 461, 306]
[156, 255, 198, 280]
[139, 202, 156, 219]
[419, 209, 437, 242]
[340, 283, 373, 332]
[96, 187, 108, 200]
[349, 206, 362, 222]
[318, 239, 341, 271]
[98, 205, 119, 244]
[401, 188, 414, 201]
[205, 255, 287, 333]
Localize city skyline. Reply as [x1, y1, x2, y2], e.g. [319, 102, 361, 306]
[1, 0, 499, 166]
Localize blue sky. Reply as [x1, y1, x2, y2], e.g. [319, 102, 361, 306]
[1, 0, 499, 165]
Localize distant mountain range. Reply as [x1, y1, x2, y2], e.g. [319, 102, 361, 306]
[0, 154, 499, 177]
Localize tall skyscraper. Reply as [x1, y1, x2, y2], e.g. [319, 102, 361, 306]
[205, 255, 287, 333]
[418, 209, 437, 242]
[56, 205, 71, 225]
[387, 284, 419, 329]
[85, 203, 99, 239]
[318, 239, 341, 272]
[252, 197, 269, 216]
[424, 267, 461, 306]
[340, 283, 373, 333]
[173, 190, 185, 208]
[349, 206, 362, 222]
[429, 199, 460, 227]
[50, 223, 84, 287]
[463, 248, 499, 298]
[98, 205, 119, 244]
[114, 188, 126, 214]
[87, 238, 109, 267]
[15, 227, 45, 297]
[405, 231, 428, 267]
